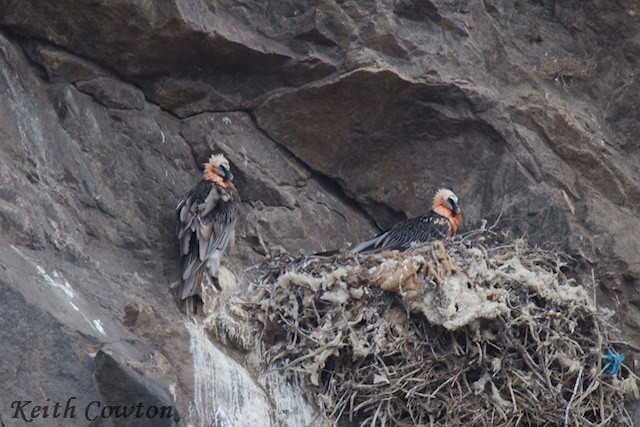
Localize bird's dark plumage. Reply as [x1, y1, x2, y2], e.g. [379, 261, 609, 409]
[347, 188, 462, 255]
[176, 154, 240, 314]
[350, 212, 450, 254]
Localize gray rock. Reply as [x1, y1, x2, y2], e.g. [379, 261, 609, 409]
[75, 78, 146, 110]
[1, 0, 640, 425]
[94, 350, 179, 426]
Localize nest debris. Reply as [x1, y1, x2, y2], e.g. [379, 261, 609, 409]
[245, 230, 638, 426]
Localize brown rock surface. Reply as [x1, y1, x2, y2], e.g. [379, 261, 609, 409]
[1, 0, 640, 425]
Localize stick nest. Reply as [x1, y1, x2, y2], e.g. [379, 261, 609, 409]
[246, 230, 638, 426]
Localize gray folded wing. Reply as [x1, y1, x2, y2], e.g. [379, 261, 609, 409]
[176, 181, 238, 300]
[350, 213, 449, 254]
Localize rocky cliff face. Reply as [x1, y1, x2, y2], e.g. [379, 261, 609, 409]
[1, 0, 639, 425]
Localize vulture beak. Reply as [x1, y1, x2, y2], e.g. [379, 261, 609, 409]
[217, 165, 233, 181]
[451, 201, 460, 215]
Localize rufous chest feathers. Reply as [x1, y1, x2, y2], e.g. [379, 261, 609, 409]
[433, 203, 461, 237]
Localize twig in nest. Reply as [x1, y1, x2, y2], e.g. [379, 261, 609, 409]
[564, 366, 584, 427]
